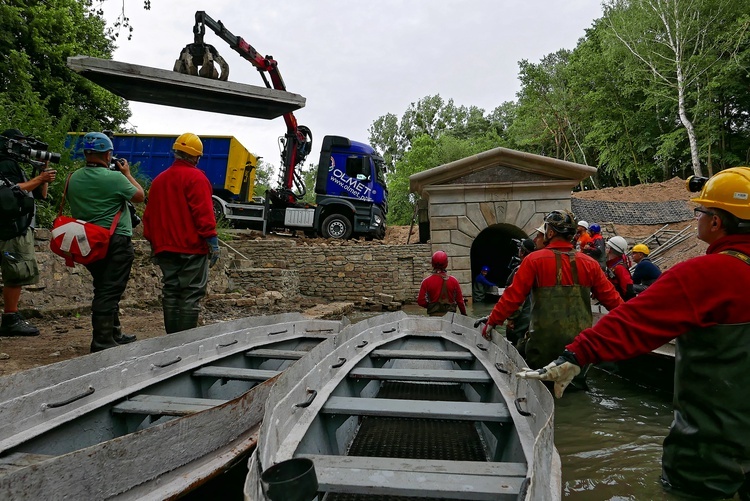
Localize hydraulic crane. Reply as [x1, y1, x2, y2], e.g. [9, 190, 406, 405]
[174, 11, 313, 206]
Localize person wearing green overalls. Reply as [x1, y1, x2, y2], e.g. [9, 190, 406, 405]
[480, 210, 623, 369]
[518, 167, 750, 499]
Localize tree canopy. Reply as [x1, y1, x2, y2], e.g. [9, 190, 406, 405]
[368, 0, 750, 224]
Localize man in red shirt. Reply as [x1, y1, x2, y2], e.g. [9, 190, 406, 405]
[481, 210, 622, 369]
[417, 250, 467, 316]
[143, 133, 220, 333]
[518, 167, 750, 500]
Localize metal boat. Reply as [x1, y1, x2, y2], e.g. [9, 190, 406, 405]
[245, 311, 560, 501]
[0, 313, 342, 500]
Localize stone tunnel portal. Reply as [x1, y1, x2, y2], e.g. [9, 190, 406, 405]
[470, 224, 530, 291]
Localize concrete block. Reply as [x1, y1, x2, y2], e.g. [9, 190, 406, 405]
[430, 203, 467, 217]
[452, 256, 471, 270]
[430, 217, 458, 231]
[513, 201, 537, 229]
[467, 203, 489, 230]
[451, 229, 474, 248]
[535, 198, 572, 213]
[431, 230, 451, 244]
[457, 216, 480, 239]
[480, 203, 498, 227]
[504, 201, 522, 225]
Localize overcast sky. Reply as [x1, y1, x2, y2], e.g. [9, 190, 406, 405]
[106, 1, 603, 177]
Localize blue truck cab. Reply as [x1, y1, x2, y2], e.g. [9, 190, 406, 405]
[312, 136, 388, 239]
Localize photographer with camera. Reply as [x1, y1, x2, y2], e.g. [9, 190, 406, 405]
[67, 132, 144, 352]
[0, 128, 57, 336]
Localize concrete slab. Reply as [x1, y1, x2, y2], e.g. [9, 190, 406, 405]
[67, 56, 305, 119]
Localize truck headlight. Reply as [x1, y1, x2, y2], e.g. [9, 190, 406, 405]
[374, 215, 382, 225]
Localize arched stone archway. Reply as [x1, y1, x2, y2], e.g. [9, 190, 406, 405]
[471, 224, 528, 288]
[409, 146, 596, 303]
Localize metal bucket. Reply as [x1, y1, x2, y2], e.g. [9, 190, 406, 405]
[260, 457, 318, 501]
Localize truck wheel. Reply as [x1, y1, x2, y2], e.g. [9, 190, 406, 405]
[213, 199, 226, 223]
[322, 214, 352, 239]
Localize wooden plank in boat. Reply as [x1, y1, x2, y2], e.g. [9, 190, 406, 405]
[111, 395, 227, 417]
[302, 454, 525, 500]
[321, 397, 511, 422]
[244, 349, 307, 360]
[370, 349, 474, 361]
[192, 367, 280, 381]
[348, 368, 491, 384]
[0, 452, 53, 474]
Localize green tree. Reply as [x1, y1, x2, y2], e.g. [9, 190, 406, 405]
[603, 0, 749, 177]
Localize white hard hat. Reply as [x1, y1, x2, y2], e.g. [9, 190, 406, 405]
[578, 220, 589, 229]
[535, 224, 545, 235]
[606, 236, 628, 254]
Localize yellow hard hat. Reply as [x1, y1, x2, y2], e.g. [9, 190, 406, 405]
[173, 133, 203, 157]
[632, 243, 650, 255]
[690, 167, 750, 220]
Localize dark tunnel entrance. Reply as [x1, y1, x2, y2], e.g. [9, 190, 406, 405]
[470, 223, 530, 293]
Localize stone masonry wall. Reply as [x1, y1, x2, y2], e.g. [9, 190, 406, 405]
[229, 240, 433, 303]
[1, 231, 431, 314]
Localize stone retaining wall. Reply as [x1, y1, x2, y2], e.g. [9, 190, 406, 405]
[1, 232, 431, 314]
[229, 240, 433, 303]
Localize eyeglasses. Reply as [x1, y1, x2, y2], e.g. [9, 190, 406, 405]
[694, 207, 715, 218]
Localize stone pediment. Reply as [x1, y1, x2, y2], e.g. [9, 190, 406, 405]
[410, 146, 597, 195]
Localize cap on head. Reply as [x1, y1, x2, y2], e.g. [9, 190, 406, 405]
[589, 223, 601, 234]
[535, 224, 546, 235]
[431, 250, 448, 270]
[481, 265, 490, 272]
[543, 210, 577, 236]
[690, 167, 750, 220]
[82, 132, 113, 152]
[578, 220, 589, 230]
[632, 243, 650, 255]
[173, 132, 203, 157]
[607, 236, 628, 254]
[1, 129, 25, 140]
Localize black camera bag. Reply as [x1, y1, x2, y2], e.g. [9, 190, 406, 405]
[0, 171, 34, 240]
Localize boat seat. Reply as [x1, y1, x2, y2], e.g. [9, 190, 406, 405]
[321, 397, 510, 422]
[192, 366, 280, 381]
[0, 452, 54, 475]
[111, 394, 227, 417]
[370, 349, 474, 361]
[244, 349, 307, 360]
[348, 368, 491, 384]
[300, 454, 526, 500]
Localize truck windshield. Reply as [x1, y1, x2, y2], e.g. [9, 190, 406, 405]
[373, 157, 387, 186]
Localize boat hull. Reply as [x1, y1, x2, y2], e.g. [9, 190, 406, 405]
[245, 312, 560, 501]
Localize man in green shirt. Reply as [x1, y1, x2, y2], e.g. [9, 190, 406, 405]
[67, 132, 144, 352]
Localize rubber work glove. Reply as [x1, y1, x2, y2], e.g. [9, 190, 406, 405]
[481, 322, 493, 340]
[206, 236, 220, 268]
[473, 316, 489, 328]
[516, 350, 581, 399]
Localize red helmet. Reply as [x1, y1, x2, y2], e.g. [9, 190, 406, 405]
[431, 250, 448, 269]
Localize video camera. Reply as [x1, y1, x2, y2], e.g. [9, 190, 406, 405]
[100, 130, 141, 228]
[686, 175, 708, 193]
[0, 136, 61, 165]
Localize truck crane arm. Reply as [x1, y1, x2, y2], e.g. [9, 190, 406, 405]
[174, 11, 313, 205]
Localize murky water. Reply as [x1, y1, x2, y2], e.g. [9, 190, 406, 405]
[390, 303, 680, 500]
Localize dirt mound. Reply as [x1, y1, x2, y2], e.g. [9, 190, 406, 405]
[573, 177, 692, 203]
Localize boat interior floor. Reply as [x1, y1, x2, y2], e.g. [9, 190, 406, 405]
[326, 381, 490, 501]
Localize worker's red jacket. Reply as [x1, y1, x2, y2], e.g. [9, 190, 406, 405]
[486, 240, 623, 327]
[143, 159, 217, 255]
[606, 256, 634, 299]
[417, 271, 467, 315]
[568, 234, 750, 365]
